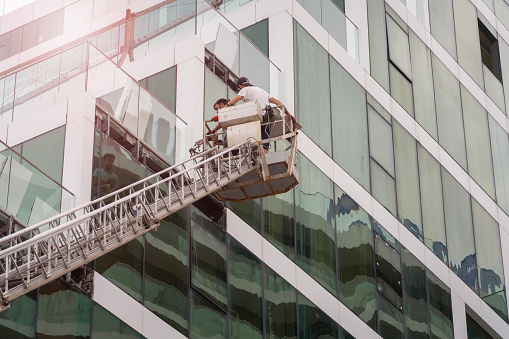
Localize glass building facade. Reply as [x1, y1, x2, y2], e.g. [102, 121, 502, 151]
[0, 0, 508, 338]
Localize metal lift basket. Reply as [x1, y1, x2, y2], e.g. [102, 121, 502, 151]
[203, 103, 300, 202]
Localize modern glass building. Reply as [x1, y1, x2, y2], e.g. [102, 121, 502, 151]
[0, 0, 508, 338]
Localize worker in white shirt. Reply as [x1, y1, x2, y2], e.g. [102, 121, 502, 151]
[227, 77, 294, 153]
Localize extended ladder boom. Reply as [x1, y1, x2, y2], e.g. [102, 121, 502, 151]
[0, 141, 260, 310]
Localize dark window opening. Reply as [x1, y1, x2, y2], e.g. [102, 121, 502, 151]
[478, 20, 502, 83]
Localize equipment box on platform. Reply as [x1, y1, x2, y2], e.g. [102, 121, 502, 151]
[226, 121, 261, 147]
[218, 102, 263, 128]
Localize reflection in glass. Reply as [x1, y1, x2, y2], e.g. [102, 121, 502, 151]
[466, 314, 491, 339]
[96, 236, 144, 302]
[298, 292, 339, 338]
[427, 270, 454, 339]
[145, 210, 189, 335]
[91, 303, 141, 339]
[263, 190, 295, 261]
[377, 293, 404, 339]
[375, 235, 403, 310]
[295, 154, 337, 296]
[330, 57, 370, 191]
[393, 122, 422, 240]
[0, 291, 36, 339]
[36, 280, 92, 338]
[417, 145, 447, 264]
[240, 19, 269, 58]
[229, 199, 261, 233]
[190, 290, 227, 339]
[442, 169, 477, 292]
[229, 238, 263, 338]
[192, 223, 228, 310]
[389, 64, 414, 117]
[264, 265, 297, 339]
[402, 248, 429, 338]
[139, 66, 177, 113]
[336, 186, 376, 330]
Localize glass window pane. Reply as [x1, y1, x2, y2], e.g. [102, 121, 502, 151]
[466, 314, 492, 339]
[191, 223, 227, 310]
[21, 126, 65, 183]
[387, 16, 412, 79]
[427, 270, 454, 339]
[336, 186, 377, 330]
[91, 303, 142, 339]
[0, 291, 36, 339]
[368, 105, 394, 177]
[263, 190, 295, 261]
[228, 238, 262, 338]
[295, 154, 337, 295]
[498, 36, 509, 116]
[442, 169, 477, 292]
[409, 31, 438, 140]
[389, 64, 414, 117]
[393, 121, 422, 240]
[37, 11, 60, 45]
[489, 116, 509, 215]
[367, 0, 390, 91]
[402, 248, 429, 338]
[417, 145, 447, 264]
[297, 292, 339, 338]
[139, 66, 177, 113]
[95, 236, 144, 302]
[204, 68, 228, 122]
[330, 57, 370, 190]
[472, 199, 507, 320]
[370, 159, 397, 217]
[429, 0, 457, 60]
[452, 0, 484, 87]
[322, 0, 347, 49]
[263, 265, 297, 339]
[239, 34, 270, 93]
[36, 280, 92, 338]
[377, 293, 404, 339]
[21, 21, 37, 52]
[432, 55, 467, 170]
[294, 22, 332, 156]
[229, 199, 261, 232]
[144, 210, 188, 335]
[296, 0, 321, 23]
[375, 234, 403, 310]
[190, 290, 227, 339]
[462, 85, 496, 199]
[240, 20, 268, 57]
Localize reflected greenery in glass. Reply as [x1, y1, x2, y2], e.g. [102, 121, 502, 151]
[336, 186, 376, 330]
[144, 210, 188, 335]
[295, 154, 337, 296]
[228, 238, 263, 338]
[427, 270, 454, 339]
[264, 265, 297, 339]
[375, 235, 403, 310]
[263, 190, 295, 261]
[229, 199, 261, 233]
[298, 292, 339, 338]
[377, 293, 404, 339]
[36, 280, 92, 338]
[190, 290, 227, 339]
[191, 223, 228, 310]
[0, 291, 36, 339]
[96, 236, 144, 303]
[91, 303, 142, 339]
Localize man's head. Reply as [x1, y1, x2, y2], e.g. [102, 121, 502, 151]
[236, 77, 252, 90]
[102, 153, 115, 171]
[213, 98, 228, 111]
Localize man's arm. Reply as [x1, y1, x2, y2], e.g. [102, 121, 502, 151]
[228, 95, 244, 106]
[268, 97, 283, 107]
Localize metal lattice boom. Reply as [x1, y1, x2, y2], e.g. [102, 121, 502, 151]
[0, 141, 260, 310]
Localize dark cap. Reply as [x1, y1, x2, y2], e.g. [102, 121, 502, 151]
[236, 77, 252, 87]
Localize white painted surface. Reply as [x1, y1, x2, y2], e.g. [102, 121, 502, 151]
[93, 272, 187, 339]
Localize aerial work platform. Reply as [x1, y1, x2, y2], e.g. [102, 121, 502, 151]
[199, 102, 300, 201]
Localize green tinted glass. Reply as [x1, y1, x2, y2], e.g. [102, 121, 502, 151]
[263, 190, 295, 261]
[297, 292, 339, 338]
[91, 303, 142, 339]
